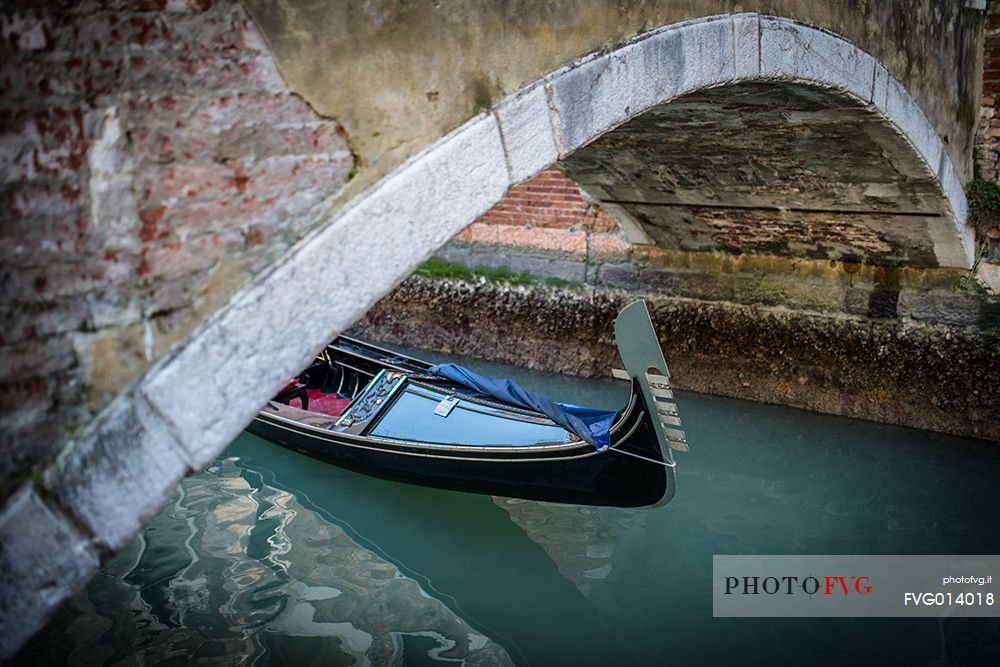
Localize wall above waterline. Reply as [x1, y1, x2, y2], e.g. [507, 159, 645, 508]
[356, 275, 1000, 443]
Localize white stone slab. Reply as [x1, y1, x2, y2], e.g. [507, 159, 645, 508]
[760, 17, 875, 102]
[42, 393, 191, 551]
[0, 485, 98, 660]
[547, 16, 737, 157]
[629, 17, 737, 114]
[874, 73, 944, 176]
[545, 51, 632, 156]
[494, 81, 559, 184]
[733, 13, 761, 79]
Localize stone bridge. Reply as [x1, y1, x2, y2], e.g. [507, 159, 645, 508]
[0, 0, 992, 656]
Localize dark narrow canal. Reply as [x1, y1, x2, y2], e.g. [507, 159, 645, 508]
[16, 351, 1000, 666]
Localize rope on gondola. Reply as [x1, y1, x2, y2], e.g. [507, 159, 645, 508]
[610, 445, 677, 468]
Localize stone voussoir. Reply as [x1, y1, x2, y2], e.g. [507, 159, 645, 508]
[545, 14, 738, 157]
[42, 392, 192, 553]
[494, 81, 560, 185]
[0, 484, 100, 661]
[759, 16, 876, 102]
[874, 69, 945, 176]
[143, 113, 511, 465]
[937, 154, 976, 264]
[733, 13, 761, 80]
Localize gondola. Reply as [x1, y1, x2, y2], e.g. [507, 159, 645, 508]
[247, 300, 688, 507]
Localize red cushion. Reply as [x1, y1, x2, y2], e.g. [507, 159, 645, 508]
[304, 389, 354, 417]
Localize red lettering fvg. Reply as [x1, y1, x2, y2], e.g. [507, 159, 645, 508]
[823, 576, 873, 595]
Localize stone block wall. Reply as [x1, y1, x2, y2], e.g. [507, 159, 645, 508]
[0, 0, 353, 499]
[358, 276, 1000, 442]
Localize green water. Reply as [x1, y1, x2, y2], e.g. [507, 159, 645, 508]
[16, 354, 1000, 666]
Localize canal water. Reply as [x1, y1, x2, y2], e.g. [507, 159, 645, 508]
[16, 351, 1000, 666]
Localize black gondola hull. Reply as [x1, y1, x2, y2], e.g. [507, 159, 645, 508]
[246, 301, 684, 508]
[247, 395, 674, 508]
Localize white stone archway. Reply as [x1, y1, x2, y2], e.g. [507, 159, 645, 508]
[143, 14, 971, 482]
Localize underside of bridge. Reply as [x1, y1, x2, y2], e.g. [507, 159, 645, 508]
[561, 82, 959, 268]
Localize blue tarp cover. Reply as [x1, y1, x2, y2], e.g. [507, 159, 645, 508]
[429, 363, 616, 450]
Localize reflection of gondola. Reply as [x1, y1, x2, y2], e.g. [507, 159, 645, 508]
[248, 301, 687, 507]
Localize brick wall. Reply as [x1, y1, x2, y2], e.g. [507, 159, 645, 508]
[0, 0, 353, 495]
[977, 0, 1000, 180]
[476, 168, 596, 229]
[445, 168, 629, 282]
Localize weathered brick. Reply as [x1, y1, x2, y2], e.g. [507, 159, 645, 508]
[466, 222, 500, 245]
[476, 168, 594, 230]
[0, 107, 88, 181]
[588, 232, 632, 262]
[495, 224, 587, 255]
[191, 92, 314, 128]
[128, 97, 327, 164]
[214, 122, 349, 162]
[587, 208, 619, 234]
[136, 155, 348, 210]
[126, 51, 285, 95]
[1, 1, 355, 518]
[137, 205, 167, 240]
[0, 54, 147, 104]
[0, 297, 89, 346]
[115, 13, 186, 49]
[3, 181, 81, 221]
[0, 217, 86, 268]
[2, 253, 121, 303]
[140, 232, 238, 279]
[0, 13, 54, 51]
[166, 6, 252, 51]
[0, 335, 77, 380]
[978, 0, 1000, 181]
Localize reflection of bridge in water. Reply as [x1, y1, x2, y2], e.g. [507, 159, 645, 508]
[19, 445, 513, 666]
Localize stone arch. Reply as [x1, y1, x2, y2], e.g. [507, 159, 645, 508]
[141, 15, 970, 476]
[2, 13, 976, 655]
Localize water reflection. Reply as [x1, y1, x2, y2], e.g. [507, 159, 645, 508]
[232, 435, 640, 667]
[21, 453, 513, 666]
[16, 359, 1000, 667]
